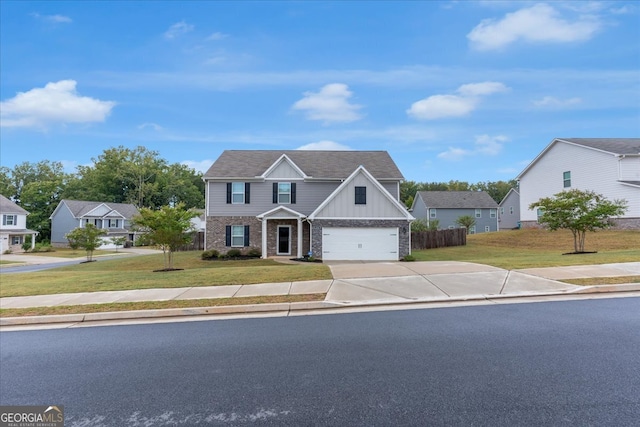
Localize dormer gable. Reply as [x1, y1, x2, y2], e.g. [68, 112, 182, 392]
[261, 154, 308, 180]
[83, 204, 113, 218]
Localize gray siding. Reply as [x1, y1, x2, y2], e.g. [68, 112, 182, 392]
[419, 208, 498, 233]
[411, 194, 428, 220]
[208, 180, 340, 216]
[51, 204, 80, 244]
[499, 190, 520, 230]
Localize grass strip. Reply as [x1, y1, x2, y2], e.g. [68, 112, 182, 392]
[0, 293, 326, 317]
[560, 276, 640, 286]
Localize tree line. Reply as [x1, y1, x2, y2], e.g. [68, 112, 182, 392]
[400, 179, 517, 208]
[0, 146, 205, 242]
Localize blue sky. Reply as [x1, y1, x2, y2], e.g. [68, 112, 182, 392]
[1, 1, 638, 183]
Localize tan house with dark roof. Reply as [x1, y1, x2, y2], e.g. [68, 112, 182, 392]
[0, 194, 37, 252]
[203, 150, 414, 260]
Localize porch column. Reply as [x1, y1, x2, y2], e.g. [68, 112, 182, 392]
[297, 218, 303, 258]
[261, 219, 268, 258]
[31, 233, 36, 250]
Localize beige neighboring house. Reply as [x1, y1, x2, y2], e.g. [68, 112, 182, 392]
[0, 194, 37, 253]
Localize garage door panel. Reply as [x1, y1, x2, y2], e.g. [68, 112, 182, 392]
[322, 227, 398, 261]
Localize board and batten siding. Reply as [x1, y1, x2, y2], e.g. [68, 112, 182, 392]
[207, 180, 339, 216]
[312, 174, 405, 219]
[520, 142, 640, 222]
[265, 159, 303, 179]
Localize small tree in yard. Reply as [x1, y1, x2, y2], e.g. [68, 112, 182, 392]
[455, 215, 476, 234]
[110, 236, 127, 252]
[65, 224, 107, 262]
[529, 189, 627, 253]
[132, 203, 199, 271]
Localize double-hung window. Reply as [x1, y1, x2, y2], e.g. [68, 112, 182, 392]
[108, 219, 120, 228]
[563, 171, 571, 188]
[429, 208, 437, 219]
[231, 225, 244, 247]
[355, 186, 366, 204]
[475, 209, 482, 218]
[232, 182, 245, 204]
[2, 215, 16, 226]
[273, 182, 296, 204]
[490, 209, 496, 218]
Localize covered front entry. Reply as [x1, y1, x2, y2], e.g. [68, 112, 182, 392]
[257, 206, 307, 259]
[322, 227, 399, 261]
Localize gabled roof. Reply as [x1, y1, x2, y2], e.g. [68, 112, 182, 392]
[0, 194, 29, 215]
[308, 166, 413, 220]
[53, 200, 139, 219]
[416, 191, 498, 209]
[499, 188, 519, 206]
[204, 150, 404, 180]
[257, 205, 306, 219]
[517, 138, 640, 179]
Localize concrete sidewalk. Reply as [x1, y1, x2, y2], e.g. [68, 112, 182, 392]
[2, 261, 638, 313]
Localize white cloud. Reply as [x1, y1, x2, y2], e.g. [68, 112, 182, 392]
[181, 160, 214, 173]
[437, 134, 508, 160]
[296, 140, 352, 150]
[0, 80, 116, 128]
[292, 83, 363, 123]
[206, 32, 228, 41]
[164, 21, 194, 39]
[533, 96, 583, 108]
[137, 122, 164, 131]
[31, 13, 72, 23]
[407, 81, 508, 120]
[467, 3, 601, 51]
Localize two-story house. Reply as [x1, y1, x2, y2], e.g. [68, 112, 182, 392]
[498, 188, 520, 230]
[203, 150, 414, 261]
[410, 191, 499, 233]
[0, 194, 37, 252]
[50, 199, 140, 247]
[517, 138, 640, 229]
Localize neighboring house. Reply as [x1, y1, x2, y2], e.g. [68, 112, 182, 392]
[203, 150, 414, 261]
[411, 191, 499, 234]
[498, 188, 520, 230]
[517, 138, 640, 229]
[50, 200, 140, 247]
[0, 194, 37, 253]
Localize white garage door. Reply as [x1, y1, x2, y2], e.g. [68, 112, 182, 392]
[322, 227, 398, 261]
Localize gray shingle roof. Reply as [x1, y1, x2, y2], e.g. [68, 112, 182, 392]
[558, 138, 640, 155]
[61, 200, 140, 219]
[0, 194, 29, 215]
[203, 150, 404, 180]
[417, 191, 499, 209]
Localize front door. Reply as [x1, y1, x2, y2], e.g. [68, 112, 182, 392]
[277, 226, 291, 255]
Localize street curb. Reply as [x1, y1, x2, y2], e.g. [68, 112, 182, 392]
[1, 284, 639, 327]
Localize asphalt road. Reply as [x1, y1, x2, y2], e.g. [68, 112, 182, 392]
[1, 297, 639, 426]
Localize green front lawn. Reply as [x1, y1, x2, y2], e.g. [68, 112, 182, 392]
[17, 248, 119, 258]
[0, 252, 332, 297]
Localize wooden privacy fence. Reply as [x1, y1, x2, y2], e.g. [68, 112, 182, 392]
[411, 228, 467, 250]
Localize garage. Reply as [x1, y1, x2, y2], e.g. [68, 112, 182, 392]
[321, 227, 399, 261]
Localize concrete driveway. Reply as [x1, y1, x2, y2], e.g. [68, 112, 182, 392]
[324, 261, 590, 304]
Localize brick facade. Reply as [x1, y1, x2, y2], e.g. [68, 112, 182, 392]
[310, 219, 412, 259]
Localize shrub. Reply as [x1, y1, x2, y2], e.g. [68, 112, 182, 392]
[245, 247, 262, 258]
[225, 248, 242, 258]
[201, 249, 220, 260]
[402, 254, 416, 262]
[32, 243, 54, 253]
[3, 249, 12, 254]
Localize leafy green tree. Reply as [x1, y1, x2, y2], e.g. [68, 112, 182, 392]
[410, 218, 429, 232]
[65, 224, 108, 262]
[110, 236, 127, 252]
[529, 189, 627, 253]
[132, 204, 199, 270]
[455, 215, 476, 234]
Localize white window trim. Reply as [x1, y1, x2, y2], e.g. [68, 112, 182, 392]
[485, 226, 490, 232]
[232, 182, 245, 204]
[475, 209, 482, 218]
[490, 209, 496, 218]
[278, 182, 291, 204]
[231, 225, 245, 247]
[3, 214, 17, 226]
[429, 208, 437, 218]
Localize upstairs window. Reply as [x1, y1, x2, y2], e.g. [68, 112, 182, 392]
[355, 186, 367, 204]
[563, 171, 571, 188]
[509, 206, 514, 215]
[227, 182, 250, 204]
[2, 214, 16, 226]
[475, 209, 482, 218]
[429, 208, 437, 218]
[490, 209, 497, 218]
[500, 207, 504, 215]
[107, 219, 120, 228]
[273, 182, 296, 204]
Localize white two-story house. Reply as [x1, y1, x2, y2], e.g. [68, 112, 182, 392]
[203, 150, 414, 261]
[0, 194, 37, 252]
[517, 138, 640, 229]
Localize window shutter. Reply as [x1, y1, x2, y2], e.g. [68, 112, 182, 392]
[273, 183, 278, 203]
[244, 225, 250, 246]
[291, 183, 296, 204]
[245, 183, 250, 204]
[225, 225, 231, 246]
[226, 183, 232, 204]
